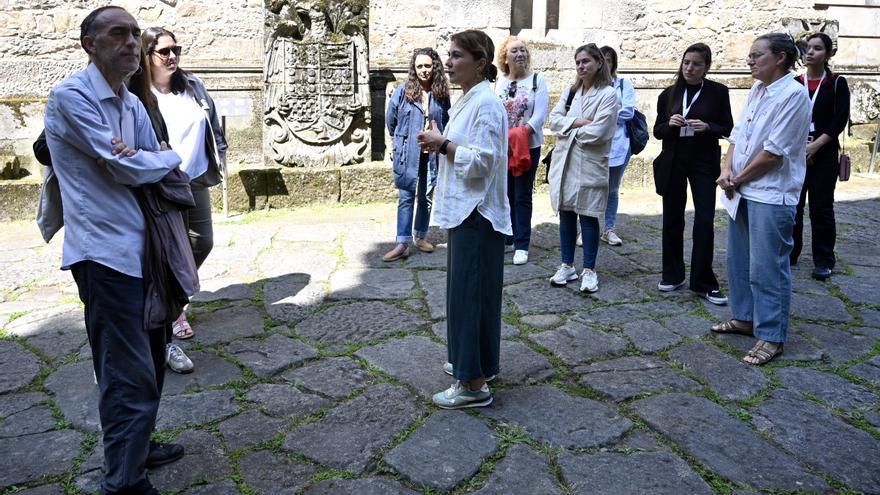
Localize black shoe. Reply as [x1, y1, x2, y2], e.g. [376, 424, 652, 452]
[146, 442, 184, 468]
[697, 289, 728, 306]
[811, 267, 832, 281]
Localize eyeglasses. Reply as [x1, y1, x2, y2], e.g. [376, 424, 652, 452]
[152, 45, 182, 58]
[747, 51, 765, 61]
[508, 80, 518, 98]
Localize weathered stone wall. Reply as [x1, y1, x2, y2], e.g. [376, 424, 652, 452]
[0, 0, 878, 215]
[369, 0, 880, 160]
[0, 0, 265, 175]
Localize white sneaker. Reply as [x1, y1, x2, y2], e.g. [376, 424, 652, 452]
[512, 250, 529, 265]
[602, 230, 623, 246]
[166, 343, 194, 374]
[579, 268, 599, 293]
[550, 264, 578, 286]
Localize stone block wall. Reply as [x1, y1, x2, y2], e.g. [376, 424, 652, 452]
[0, 0, 878, 216]
[0, 0, 265, 175]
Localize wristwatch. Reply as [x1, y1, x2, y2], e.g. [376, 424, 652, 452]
[439, 139, 451, 155]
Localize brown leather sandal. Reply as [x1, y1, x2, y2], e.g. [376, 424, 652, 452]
[710, 319, 754, 336]
[743, 340, 783, 366]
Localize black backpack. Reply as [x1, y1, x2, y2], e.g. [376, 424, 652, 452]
[616, 79, 648, 155]
[626, 109, 649, 155]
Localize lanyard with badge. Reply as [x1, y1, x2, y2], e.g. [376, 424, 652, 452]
[680, 81, 703, 137]
[801, 72, 824, 135]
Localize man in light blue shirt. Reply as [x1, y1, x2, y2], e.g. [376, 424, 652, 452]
[44, 6, 183, 494]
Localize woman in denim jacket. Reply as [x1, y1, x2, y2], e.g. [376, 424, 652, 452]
[383, 48, 451, 262]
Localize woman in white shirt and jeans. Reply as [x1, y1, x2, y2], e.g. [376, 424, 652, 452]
[494, 37, 549, 265]
[713, 33, 811, 365]
[599, 46, 636, 247]
[418, 30, 511, 409]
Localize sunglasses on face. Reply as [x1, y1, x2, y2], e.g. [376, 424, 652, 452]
[153, 45, 182, 58]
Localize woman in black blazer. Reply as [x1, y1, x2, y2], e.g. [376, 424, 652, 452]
[790, 32, 850, 281]
[653, 43, 733, 305]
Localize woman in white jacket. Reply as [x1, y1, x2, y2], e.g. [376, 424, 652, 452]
[547, 43, 619, 293]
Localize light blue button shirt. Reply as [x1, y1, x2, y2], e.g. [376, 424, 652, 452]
[609, 78, 636, 167]
[44, 63, 181, 278]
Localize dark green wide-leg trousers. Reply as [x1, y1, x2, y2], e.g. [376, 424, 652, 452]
[446, 209, 505, 381]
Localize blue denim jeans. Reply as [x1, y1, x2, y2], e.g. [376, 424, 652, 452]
[396, 154, 433, 244]
[506, 147, 541, 250]
[727, 198, 796, 343]
[559, 211, 600, 269]
[604, 152, 631, 231]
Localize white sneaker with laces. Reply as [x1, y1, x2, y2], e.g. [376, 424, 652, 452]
[166, 343, 194, 374]
[580, 268, 599, 293]
[512, 250, 529, 265]
[550, 264, 578, 286]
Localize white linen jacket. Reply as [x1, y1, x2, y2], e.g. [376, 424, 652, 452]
[548, 83, 619, 218]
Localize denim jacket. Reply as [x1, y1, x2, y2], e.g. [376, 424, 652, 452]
[385, 84, 450, 191]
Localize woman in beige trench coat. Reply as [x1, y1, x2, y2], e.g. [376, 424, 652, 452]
[547, 43, 619, 293]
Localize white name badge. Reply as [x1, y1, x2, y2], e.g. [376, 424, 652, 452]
[810, 122, 816, 133]
[680, 125, 695, 137]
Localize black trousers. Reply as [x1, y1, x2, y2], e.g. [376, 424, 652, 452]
[446, 209, 505, 381]
[661, 161, 720, 292]
[72, 261, 165, 495]
[184, 184, 213, 269]
[168, 183, 213, 342]
[792, 147, 838, 270]
[506, 147, 541, 250]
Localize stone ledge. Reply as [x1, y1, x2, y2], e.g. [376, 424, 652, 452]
[0, 179, 39, 221]
[4, 144, 878, 221]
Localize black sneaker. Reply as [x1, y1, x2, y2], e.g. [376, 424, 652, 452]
[811, 267, 832, 281]
[146, 442, 184, 468]
[698, 289, 728, 306]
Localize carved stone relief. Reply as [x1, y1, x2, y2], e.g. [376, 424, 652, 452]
[264, 0, 370, 167]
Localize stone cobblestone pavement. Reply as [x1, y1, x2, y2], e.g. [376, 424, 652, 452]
[1, 182, 879, 494]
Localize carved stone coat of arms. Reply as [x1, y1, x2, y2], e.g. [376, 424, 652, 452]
[264, 0, 370, 167]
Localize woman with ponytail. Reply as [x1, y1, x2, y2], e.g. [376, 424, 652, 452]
[713, 33, 812, 365]
[790, 33, 850, 281]
[418, 30, 510, 409]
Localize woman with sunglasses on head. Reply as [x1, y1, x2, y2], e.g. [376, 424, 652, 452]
[790, 33, 850, 281]
[653, 43, 733, 305]
[714, 33, 811, 365]
[494, 36, 549, 266]
[598, 46, 635, 247]
[418, 30, 510, 409]
[129, 27, 228, 373]
[383, 48, 451, 262]
[547, 43, 619, 294]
